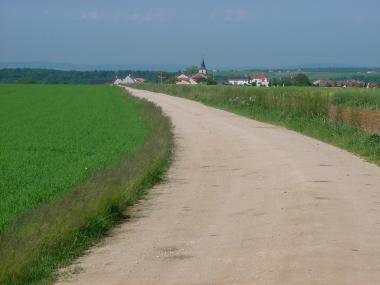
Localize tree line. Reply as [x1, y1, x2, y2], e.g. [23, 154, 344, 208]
[0, 68, 176, 84]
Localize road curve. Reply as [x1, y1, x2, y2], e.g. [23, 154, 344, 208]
[58, 87, 380, 285]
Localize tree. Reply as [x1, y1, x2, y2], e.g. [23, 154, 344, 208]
[276, 79, 293, 87]
[294, 73, 311, 86]
[184, 65, 199, 76]
[206, 78, 217, 85]
[164, 76, 176, 84]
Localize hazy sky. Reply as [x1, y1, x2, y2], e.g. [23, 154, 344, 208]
[1, 0, 379, 69]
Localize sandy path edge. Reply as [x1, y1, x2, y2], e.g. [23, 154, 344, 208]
[57, 87, 380, 285]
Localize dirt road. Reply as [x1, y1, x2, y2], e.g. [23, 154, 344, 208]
[58, 87, 380, 285]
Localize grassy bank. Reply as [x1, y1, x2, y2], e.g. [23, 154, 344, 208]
[0, 84, 173, 284]
[136, 84, 380, 165]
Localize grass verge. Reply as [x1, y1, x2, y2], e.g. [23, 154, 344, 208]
[0, 87, 173, 284]
[135, 84, 380, 166]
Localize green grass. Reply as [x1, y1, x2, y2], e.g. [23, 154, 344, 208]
[0, 84, 148, 233]
[0, 84, 173, 284]
[136, 84, 380, 165]
[330, 88, 380, 110]
[213, 70, 380, 82]
[137, 84, 380, 111]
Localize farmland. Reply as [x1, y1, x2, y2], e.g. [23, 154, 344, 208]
[0, 84, 148, 232]
[136, 84, 380, 165]
[0, 84, 172, 284]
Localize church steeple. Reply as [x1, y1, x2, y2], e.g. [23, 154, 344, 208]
[199, 58, 208, 75]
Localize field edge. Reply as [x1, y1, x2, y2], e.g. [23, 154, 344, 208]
[0, 88, 173, 285]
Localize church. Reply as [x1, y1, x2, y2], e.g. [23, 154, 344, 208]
[191, 58, 208, 82]
[176, 58, 209, 85]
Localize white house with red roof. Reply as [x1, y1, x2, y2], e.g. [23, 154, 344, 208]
[251, 73, 270, 87]
[176, 74, 197, 85]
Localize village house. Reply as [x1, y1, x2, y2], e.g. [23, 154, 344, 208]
[251, 73, 270, 87]
[122, 75, 136, 84]
[313, 80, 335, 87]
[367, 82, 378, 88]
[228, 73, 270, 87]
[176, 74, 198, 85]
[228, 77, 251, 85]
[113, 75, 145, 85]
[113, 78, 124, 85]
[338, 80, 366, 88]
[134, 77, 145, 84]
[314, 79, 370, 88]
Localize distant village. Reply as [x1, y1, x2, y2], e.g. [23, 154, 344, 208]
[114, 59, 271, 87]
[114, 59, 378, 89]
[313, 79, 377, 88]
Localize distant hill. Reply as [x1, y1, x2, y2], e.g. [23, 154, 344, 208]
[0, 68, 177, 84]
[1, 61, 379, 73]
[0, 62, 187, 72]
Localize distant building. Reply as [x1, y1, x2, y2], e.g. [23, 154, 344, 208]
[314, 79, 368, 88]
[251, 73, 270, 87]
[314, 80, 335, 87]
[114, 75, 145, 85]
[113, 78, 124, 85]
[343, 80, 363, 87]
[176, 74, 197, 85]
[198, 58, 208, 76]
[134, 78, 145, 84]
[227, 73, 270, 87]
[354, 80, 366, 88]
[367, 82, 378, 88]
[228, 77, 251, 85]
[191, 59, 209, 82]
[123, 75, 137, 84]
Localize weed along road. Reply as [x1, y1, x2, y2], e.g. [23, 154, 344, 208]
[59, 87, 380, 285]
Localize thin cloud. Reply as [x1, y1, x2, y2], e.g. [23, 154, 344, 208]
[80, 8, 176, 23]
[80, 11, 105, 20]
[126, 8, 176, 23]
[224, 8, 249, 21]
[208, 8, 251, 22]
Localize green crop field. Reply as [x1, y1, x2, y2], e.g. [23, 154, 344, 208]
[0, 84, 172, 284]
[0, 84, 147, 233]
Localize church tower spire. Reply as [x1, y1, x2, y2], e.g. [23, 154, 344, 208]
[199, 58, 208, 75]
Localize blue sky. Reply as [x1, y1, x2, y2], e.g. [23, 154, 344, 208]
[1, 0, 379, 69]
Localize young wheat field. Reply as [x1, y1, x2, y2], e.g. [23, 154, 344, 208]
[0, 84, 148, 233]
[0, 84, 172, 284]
